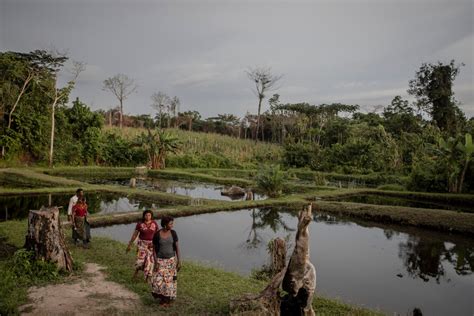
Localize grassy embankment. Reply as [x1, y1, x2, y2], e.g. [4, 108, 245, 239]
[1, 167, 474, 235]
[0, 220, 381, 315]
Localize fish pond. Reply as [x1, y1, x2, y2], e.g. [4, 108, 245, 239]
[78, 176, 265, 201]
[93, 208, 474, 316]
[0, 192, 167, 221]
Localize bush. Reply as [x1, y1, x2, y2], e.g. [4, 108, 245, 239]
[313, 172, 327, 186]
[12, 249, 61, 282]
[283, 142, 320, 169]
[256, 165, 286, 197]
[98, 132, 147, 166]
[407, 157, 447, 192]
[168, 152, 240, 169]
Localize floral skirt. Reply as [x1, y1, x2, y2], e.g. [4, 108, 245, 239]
[72, 217, 90, 242]
[151, 256, 177, 299]
[135, 239, 155, 278]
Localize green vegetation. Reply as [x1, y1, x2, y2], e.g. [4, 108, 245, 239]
[255, 164, 286, 197]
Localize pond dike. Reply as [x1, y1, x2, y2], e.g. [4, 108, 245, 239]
[57, 195, 474, 237]
[2, 168, 473, 237]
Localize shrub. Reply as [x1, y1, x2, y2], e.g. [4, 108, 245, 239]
[283, 142, 319, 169]
[256, 165, 286, 197]
[12, 249, 60, 282]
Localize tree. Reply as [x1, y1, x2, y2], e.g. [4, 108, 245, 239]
[246, 66, 282, 142]
[408, 60, 464, 133]
[150, 91, 170, 129]
[170, 96, 180, 128]
[383, 95, 422, 137]
[103, 74, 137, 128]
[139, 128, 181, 169]
[178, 110, 201, 131]
[0, 51, 50, 158]
[46, 57, 84, 167]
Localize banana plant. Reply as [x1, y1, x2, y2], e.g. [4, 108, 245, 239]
[456, 133, 473, 193]
[139, 129, 181, 169]
[438, 136, 460, 192]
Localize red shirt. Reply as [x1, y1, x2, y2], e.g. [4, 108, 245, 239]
[135, 221, 158, 241]
[73, 203, 88, 217]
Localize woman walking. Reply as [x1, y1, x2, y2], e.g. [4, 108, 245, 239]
[127, 210, 159, 281]
[152, 216, 181, 307]
[72, 197, 90, 248]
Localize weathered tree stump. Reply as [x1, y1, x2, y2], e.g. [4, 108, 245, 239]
[230, 204, 317, 316]
[24, 206, 73, 272]
[281, 204, 316, 316]
[230, 238, 287, 315]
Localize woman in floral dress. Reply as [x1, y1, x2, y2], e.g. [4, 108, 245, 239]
[126, 210, 159, 281]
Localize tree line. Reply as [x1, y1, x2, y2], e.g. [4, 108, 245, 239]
[1, 49, 472, 192]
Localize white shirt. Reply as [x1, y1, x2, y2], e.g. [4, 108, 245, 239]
[67, 195, 78, 216]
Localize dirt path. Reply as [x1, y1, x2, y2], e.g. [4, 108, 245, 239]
[19, 263, 142, 315]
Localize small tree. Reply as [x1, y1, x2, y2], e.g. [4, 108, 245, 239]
[103, 74, 137, 128]
[150, 91, 170, 129]
[246, 67, 282, 142]
[255, 164, 285, 197]
[140, 129, 180, 169]
[47, 59, 85, 167]
[170, 96, 180, 128]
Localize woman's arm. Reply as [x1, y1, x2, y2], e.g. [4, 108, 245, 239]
[175, 241, 181, 271]
[126, 230, 139, 252]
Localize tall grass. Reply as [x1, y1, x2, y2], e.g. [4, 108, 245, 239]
[104, 127, 283, 168]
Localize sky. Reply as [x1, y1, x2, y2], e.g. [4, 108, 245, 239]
[1, 0, 473, 119]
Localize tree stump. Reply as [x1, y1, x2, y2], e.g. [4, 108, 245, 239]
[24, 206, 73, 272]
[230, 238, 287, 315]
[230, 204, 317, 316]
[281, 204, 316, 316]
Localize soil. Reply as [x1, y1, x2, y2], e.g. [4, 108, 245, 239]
[19, 263, 142, 315]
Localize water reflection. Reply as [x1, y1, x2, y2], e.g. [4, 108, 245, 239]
[246, 208, 473, 282]
[80, 176, 266, 201]
[399, 236, 474, 282]
[93, 208, 474, 315]
[0, 192, 165, 221]
[245, 208, 296, 249]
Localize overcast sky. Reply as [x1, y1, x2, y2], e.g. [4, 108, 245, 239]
[1, 0, 472, 118]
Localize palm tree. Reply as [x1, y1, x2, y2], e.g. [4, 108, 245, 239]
[140, 129, 180, 169]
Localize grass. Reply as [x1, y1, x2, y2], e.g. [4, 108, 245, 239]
[0, 219, 380, 315]
[104, 126, 283, 168]
[148, 168, 253, 187]
[0, 168, 85, 188]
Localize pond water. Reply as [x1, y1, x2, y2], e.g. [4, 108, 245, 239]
[80, 177, 266, 201]
[0, 192, 166, 221]
[93, 208, 474, 315]
[329, 194, 474, 212]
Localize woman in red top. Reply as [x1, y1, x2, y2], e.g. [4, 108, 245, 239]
[72, 197, 89, 247]
[126, 210, 158, 281]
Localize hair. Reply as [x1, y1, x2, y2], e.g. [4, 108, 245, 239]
[161, 216, 174, 228]
[142, 210, 153, 222]
[76, 188, 84, 194]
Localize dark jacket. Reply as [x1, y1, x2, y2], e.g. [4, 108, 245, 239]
[153, 229, 178, 256]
